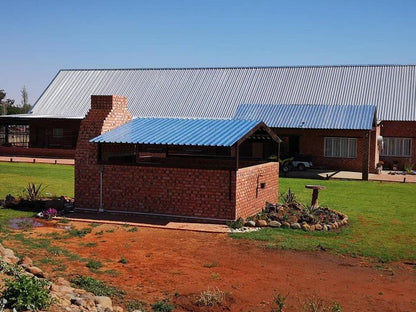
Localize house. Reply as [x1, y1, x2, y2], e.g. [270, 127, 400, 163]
[1, 65, 415, 173]
[75, 95, 280, 221]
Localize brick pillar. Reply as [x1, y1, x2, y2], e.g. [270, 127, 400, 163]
[75, 95, 132, 209]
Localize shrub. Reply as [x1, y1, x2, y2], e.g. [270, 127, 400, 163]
[196, 288, 225, 306]
[126, 300, 148, 312]
[43, 208, 57, 220]
[86, 260, 102, 271]
[25, 183, 46, 201]
[280, 188, 296, 203]
[127, 227, 138, 232]
[119, 257, 128, 264]
[59, 217, 69, 224]
[70, 275, 125, 297]
[151, 298, 174, 312]
[1, 275, 53, 311]
[226, 217, 244, 229]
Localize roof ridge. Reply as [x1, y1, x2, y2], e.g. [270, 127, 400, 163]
[58, 64, 416, 72]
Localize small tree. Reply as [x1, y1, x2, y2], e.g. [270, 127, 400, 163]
[20, 86, 31, 113]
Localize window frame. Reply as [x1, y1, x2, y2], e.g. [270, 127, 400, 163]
[324, 137, 357, 159]
[380, 137, 412, 157]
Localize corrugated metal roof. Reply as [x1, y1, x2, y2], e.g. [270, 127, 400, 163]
[234, 104, 376, 130]
[90, 118, 263, 146]
[30, 65, 416, 121]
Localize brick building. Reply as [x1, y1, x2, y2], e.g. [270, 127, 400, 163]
[75, 95, 280, 222]
[1, 65, 415, 172]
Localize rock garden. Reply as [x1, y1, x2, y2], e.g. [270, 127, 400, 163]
[233, 188, 348, 232]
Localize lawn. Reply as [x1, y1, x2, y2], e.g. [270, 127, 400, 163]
[0, 162, 415, 262]
[231, 177, 416, 262]
[0, 162, 74, 199]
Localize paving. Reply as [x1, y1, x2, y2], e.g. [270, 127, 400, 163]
[0, 156, 74, 165]
[55, 211, 230, 233]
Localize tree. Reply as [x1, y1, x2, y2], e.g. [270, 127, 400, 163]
[20, 86, 31, 113]
[0, 89, 14, 115]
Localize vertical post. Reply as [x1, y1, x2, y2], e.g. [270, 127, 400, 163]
[99, 165, 104, 212]
[235, 144, 240, 170]
[362, 131, 370, 181]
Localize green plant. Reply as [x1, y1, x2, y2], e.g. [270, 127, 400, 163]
[70, 275, 125, 297]
[1, 275, 53, 311]
[105, 229, 115, 233]
[25, 183, 47, 201]
[203, 261, 218, 268]
[119, 257, 128, 264]
[127, 227, 138, 232]
[151, 298, 174, 312]
[301, 294, 343, 312]
[196, 288, 225, 306]
[66, 227, 92, 238]
[59, 217, 70, 224]
[95, 230, 104, 235]
[52, 264, 67, 272]
[226, 217, 244, 229]
[404, 162, 414, 173]
[16, 219, 34, 231]
[271, 293, 288, 312]
[127, 300, 148, 312]
[280, 188, 296, 203]
[89, 223, 101, 227]
[86, 260, 102, 271]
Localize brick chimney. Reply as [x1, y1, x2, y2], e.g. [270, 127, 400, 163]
[75, 95, 132, 209]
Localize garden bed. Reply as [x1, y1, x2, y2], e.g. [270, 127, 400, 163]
[244, 189, 348, 231]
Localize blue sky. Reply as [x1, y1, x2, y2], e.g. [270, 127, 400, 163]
[1, 0, 416, 104]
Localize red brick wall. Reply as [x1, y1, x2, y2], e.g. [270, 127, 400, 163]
[379, 121, 416, 169]
[273, 128, 379, 172]
[0, 146, 75, 158]
[236, 162, 279, 219]
[75, 95, 132, 208]
[97, 165, 237, 220]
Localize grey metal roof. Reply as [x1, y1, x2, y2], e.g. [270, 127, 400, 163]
[30, 65, 416, 121]
[234, 104, 377, 130]
[90, 118, 265, 146]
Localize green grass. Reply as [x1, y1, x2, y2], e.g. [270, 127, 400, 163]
[231, 178, 416, 262]
[0, 162, 74, 198]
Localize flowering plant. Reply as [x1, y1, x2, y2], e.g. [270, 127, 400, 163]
[43, 208, 58, 220]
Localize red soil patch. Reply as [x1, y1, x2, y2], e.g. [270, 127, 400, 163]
[4, 222, 416, 311]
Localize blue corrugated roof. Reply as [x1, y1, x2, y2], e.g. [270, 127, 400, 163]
[90, 118, 264, 146]
[234, 104, 376, 130]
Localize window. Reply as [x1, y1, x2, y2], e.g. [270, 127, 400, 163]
[324, 137, 357, 158]
[53, 128, 64, 138]
[380, 137, 412, 157]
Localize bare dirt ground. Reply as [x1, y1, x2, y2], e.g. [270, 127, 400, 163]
[4, 222, 416, 312]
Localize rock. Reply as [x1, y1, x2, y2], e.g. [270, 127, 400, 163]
[51, 283, 75, 294]
[269, 221, 281, 228]
[113, 307, 124, 312]
[19, 256, 33, 267]
[323, 224, 328, 231]
[71, 297, 97, 311]
[315, 224, 323, 231]
[281, 222, 290, 228]
[327, 224, 332, 230]
[55, 277, 71, 286]
[302, 223, 310, 231]
[27, 266, 44, 278]
[288, 215, 299, 223]
[245, 220, 256, 227]
[3, 254, 20, 264]
[290, 222, 301, 229]
[95, 296, 113, 312]
[310, 225, 315, 231]
[255, 219, 268, 227]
